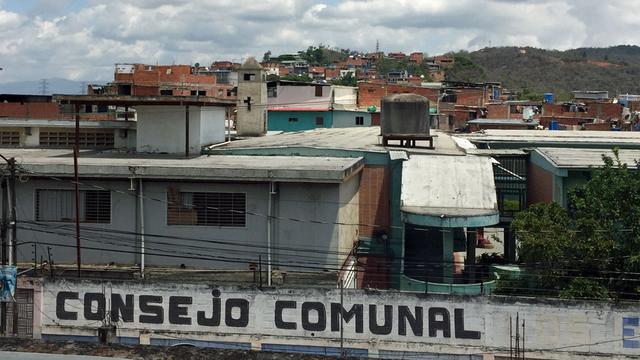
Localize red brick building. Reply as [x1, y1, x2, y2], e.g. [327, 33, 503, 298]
[357, 82, 440, 108]
[409, 52, 424, 63]
[112, 63, 233, 99]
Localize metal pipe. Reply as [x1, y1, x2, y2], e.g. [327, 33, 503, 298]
[139, 178, 145, 278]
[73, 104, 81, 276]
[185, 105, 190, 158]
[267, 181, 274, 286]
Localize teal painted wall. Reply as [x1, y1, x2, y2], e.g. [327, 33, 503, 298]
[267, 111, 333, 131]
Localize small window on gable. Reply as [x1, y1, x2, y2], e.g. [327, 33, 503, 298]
[244, 73, 256, 81]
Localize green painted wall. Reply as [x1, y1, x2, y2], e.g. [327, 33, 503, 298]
[267, 111, 333, 131]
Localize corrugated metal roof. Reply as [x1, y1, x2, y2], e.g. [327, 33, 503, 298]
[401, 154, 498, 217]
[535, 147, 640, 169]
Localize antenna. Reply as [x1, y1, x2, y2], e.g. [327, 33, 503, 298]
[39, 78, 49, 95]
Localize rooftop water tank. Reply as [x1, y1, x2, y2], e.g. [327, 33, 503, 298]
[381, 94, 430, 137]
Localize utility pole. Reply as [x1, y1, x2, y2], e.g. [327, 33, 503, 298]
[0, 176, 6, 335]
[73, 104, 81, 276]
[0, 155, 18, 336]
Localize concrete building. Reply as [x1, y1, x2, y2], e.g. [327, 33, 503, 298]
[528, 147, 640, 207]
[236, 57, 268, 136]
[4, 148, 363, 273]
[210, 127, 500, 292]
[55, 95, 234, 156]
[111, 63, 234, 99]
[266, 82, 371, 131]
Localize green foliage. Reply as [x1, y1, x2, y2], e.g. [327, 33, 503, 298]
[445, 54, 487, 82]
[450, 45, 640, 96]
[262, 50, 272, 63]
[331, 72, 357, 87]
[559, 278, 609, 300]
[510, 150, 640, 300]
[279, 74, 313, 83]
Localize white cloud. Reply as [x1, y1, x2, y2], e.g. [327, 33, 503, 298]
[0, 0, 635, 82]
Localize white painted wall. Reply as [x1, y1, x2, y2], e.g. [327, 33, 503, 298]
[332, 110, 371, 128]
[40, 280, 640, 359]
[137, 105, 225, 154]
[199, 107, 225, 146]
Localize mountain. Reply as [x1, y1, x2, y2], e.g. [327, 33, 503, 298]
[0, 78, 90, 95]
[444, 45, 640, 100]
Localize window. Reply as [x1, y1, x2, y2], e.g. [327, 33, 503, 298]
[190, 90, 206, 96]
[288, 117, 298, 123]
[36, 189, 111, 223]
[0, 131, 20, 146]
[355, 116, 364, 125]
[84, 104, 93, 113]
[160, 89, 173, 96]
[40, 131, 115, 148]
[167, 190, 246, 227]
[315, 85, 323, 97]
[243, 73, 256, 81]
[315, 116, 324, 126]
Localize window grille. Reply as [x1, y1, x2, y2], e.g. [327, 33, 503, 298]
[35, 189, 111, 223]
[0, 131, 20, 146]
[167, 189, 246, 227]
[39, 131, 114, 148]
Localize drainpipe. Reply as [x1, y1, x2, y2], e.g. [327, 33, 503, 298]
[267, 181, 276, 286]
[138, 178, 145, 278]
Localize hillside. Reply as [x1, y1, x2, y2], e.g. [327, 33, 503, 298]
[445, 45, 640, 100]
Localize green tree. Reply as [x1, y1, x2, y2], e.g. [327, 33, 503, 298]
[262, 50, 272, 63]
[332, 72, 357, 87]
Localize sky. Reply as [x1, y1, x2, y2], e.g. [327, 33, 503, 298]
[0, 0, 638, 83]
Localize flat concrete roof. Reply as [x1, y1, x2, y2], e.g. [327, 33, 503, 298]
[54, 95, 234, 107]
[534, 147, 640, 170]
[467, 118, 540, 126]
[0, 118, 136, 129]
[0, 149, 363, 183]
[460, 130, 640, 148]
[401, 154, 499, 227]
[216, 127, 465, 156]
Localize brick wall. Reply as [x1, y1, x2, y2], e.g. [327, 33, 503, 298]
[358, 165, 390, 238]
[583, 122, 613, 131]
[486, 103, 509, 119]
[357, 82, 440, 108]
[454, 88, 485, 107]
[0, 103, 65, 119]
[586, 103, 623, 121]
[527, 162, 553, 205]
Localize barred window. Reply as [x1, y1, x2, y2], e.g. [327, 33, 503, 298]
[39, 131, 114, 148]
[0, 131, 20, 146]
[167, 189, 246, 227]
[36, 189, 111, 223]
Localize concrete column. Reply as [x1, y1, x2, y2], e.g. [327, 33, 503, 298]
[504, 226, 516, 263]
[466, 227, 477, 283]
[442, 228, 454, 284]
